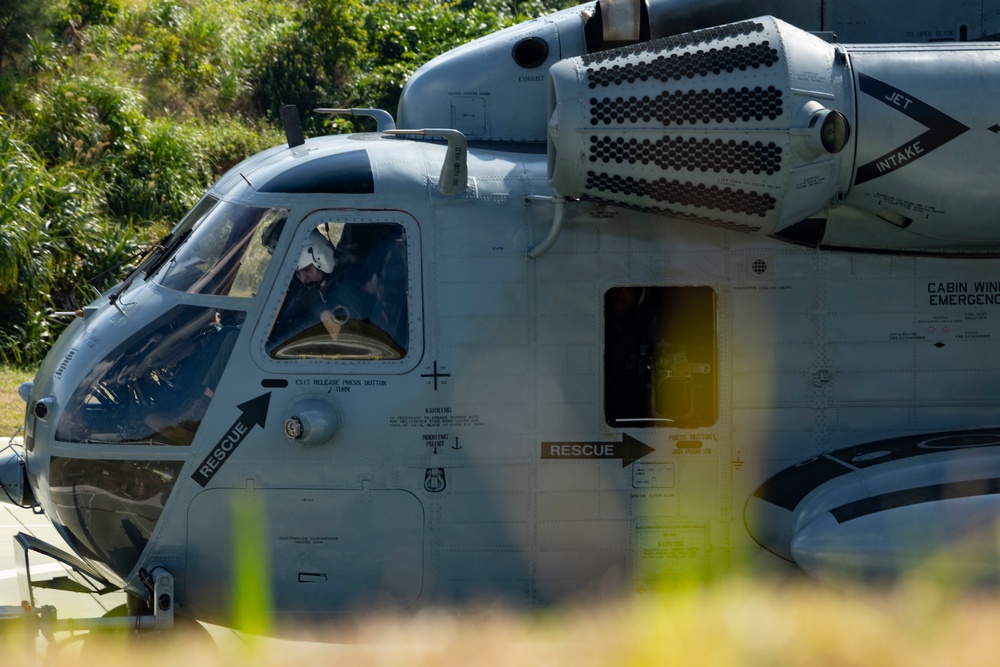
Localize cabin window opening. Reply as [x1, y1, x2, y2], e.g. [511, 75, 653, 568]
[266, 221, 409, 360]
[604, 286, 717, 428]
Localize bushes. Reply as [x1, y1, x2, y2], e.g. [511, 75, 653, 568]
[106, 117, 209, 222]
[26, 75, 144, 163]
[0, 120, 139, 364]
[107, 115, 282, 222]
[0, 0, 575, 365]
[196, 115, 284, 175]
[0, 111, 282, 366]
[0, 80, 282, 364]
[0, 0, 55, 75]
[360, 0, 573, 118]
[354, 0, 511, 115]
[251, 0, 367, 133]
[250, 0, 573, 134]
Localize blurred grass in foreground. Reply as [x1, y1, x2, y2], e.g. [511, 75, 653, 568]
[14, 577, 1000, 666]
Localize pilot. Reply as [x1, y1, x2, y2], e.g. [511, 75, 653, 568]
[268, 229, 339, 346]
[324, 224, 408, 349]
[267, 223, 409, 358]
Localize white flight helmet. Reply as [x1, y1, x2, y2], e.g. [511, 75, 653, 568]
[297, 230, 336, 273]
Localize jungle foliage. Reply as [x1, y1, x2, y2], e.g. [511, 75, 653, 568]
[0, 0, 573, 365]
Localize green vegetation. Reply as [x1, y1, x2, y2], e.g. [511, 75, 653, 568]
[0, 366, 31, 436]
[0, 0, 573, 367]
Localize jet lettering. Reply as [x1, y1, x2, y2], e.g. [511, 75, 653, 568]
[876, 141, 924, 173]
[930, 293, 1000, 306]
[854, 74, 970, 185]
[541, 435, 654, 465]
[191, 394, 270, 487]
[927, 281, 1000, 305]
[54, 348, 77, 380]
[884, 91, 913, 109]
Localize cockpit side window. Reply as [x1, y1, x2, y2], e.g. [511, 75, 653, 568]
[266, 221, 409, 360]
[153, 201, 288, 298]
[604, 286, 717, 428]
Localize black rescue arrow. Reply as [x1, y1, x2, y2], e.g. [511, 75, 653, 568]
[191, 392, 271, 487]
[540, 434, 655, 467]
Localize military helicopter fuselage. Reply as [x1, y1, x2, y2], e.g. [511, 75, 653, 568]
[14, 0, 1000, 636]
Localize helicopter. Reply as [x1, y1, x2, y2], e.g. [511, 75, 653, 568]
[7, 0, 1000, 643]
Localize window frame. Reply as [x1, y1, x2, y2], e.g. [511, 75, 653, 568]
[151, 199, 289, 299]
[603, 285, 718, 429]
[251, 209, 422, 374]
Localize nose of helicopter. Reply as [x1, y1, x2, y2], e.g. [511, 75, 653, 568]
[8, 301, 220, 580]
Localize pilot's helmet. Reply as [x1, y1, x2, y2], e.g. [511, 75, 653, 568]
[297, 230, 336, 273]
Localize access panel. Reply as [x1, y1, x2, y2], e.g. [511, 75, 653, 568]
[186, 488, 424, 621]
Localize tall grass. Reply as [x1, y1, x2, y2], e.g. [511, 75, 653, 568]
[0, 117, 141, 365]
[5, 578, 1000, 666]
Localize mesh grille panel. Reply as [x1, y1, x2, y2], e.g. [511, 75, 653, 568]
[585, 171, 777, 217]
[588, 41, 779, 89]
[589, 86, 784, 126]
[581, 20, 767, 66]
[588, 135, 782, 175]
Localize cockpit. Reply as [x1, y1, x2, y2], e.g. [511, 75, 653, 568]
[54, 199, 412, 448]
[56, 198, 289, 447]
[28, 156, 419, 580]
[34, 197, 291, 579]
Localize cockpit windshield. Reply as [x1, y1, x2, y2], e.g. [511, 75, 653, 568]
[152, 200, 288, 298]
[56, 306, 243, 445]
